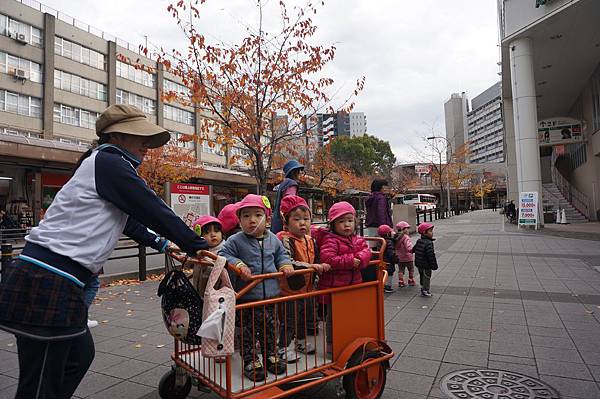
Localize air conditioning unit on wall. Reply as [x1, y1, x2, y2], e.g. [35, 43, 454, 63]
[10, 31, 28, 44]
[13, 69, 28, 81]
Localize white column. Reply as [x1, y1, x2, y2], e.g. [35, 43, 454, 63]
[509, 37, 543, 224]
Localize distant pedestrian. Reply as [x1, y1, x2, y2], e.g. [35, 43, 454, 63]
[412, 222, 438, 297]
[365, 179, 392, 241]
[271, 160, 304, 234]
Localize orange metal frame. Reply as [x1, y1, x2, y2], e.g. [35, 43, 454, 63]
[168, 237, 393, 399]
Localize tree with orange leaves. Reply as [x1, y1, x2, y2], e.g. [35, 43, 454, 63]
[305, 144, 370, 194]
[138, 141, 199, 198]
[136, 0, 364, 194]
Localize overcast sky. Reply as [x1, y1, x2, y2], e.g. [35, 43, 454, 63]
[41, 0, 500, 163]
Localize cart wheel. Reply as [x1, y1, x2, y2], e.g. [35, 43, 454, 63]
[158, 369, 192, 399]
[343, 351, 387, 399]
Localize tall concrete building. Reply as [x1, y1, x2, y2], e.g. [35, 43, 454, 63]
[349, 112, 367, 137]
[443, 92, 469, 157]
[498, 0, 600, 222]
[466, 82, 504, 164]
[0, 0, 256, 226]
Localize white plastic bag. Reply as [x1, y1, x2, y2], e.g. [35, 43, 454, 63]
[198, 306, 225, 342]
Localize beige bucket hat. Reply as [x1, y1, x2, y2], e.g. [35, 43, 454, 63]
[96, 104, 171, 148]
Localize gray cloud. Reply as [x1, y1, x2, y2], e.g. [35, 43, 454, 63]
[42, 0, 499, 163]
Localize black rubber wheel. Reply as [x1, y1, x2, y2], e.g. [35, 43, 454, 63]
[343, 351, 387, 399]
[158, 369, 192, 399]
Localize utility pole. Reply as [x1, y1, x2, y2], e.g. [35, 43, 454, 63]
[427, 136, 452, 214]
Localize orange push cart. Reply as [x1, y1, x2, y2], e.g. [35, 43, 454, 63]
[160, 237, 393, 399]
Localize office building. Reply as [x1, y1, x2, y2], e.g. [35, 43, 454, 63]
[443, 92, 469, 158]
[498, 0, 600, 222]
[349, 112, 367, 137]
[0, 0, 255, 226]
[466, 82, 504, 164]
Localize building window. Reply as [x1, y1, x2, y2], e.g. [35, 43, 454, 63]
[0, 51, 43, 82]
[163, 104, 194, 126]
[170, 132, 194, 149]
[0, 127, 41, 138]
[116, 61, 156, 88]
[116, 89, 156, 115]
[54, 70, 107, 101]
[592, 65, 600, 132]
[53, 104, 100, 130]
[567, 143, 587, 170]
[201, 140, 224, 155]
[54, 37, 105, 70]
[0, 14, 43, 47]
[163, 79, 190, 96]
[0, 90, 41, 117]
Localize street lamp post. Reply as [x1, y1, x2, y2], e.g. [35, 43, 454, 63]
[427, 136, 452, 215]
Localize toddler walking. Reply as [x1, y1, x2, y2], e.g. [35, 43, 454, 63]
[413, 223, 438, 297]
[395, 221, 415, 288]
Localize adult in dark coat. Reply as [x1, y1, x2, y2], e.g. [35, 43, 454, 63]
[365, 179, 393, 238]
[271, 160, 304, 233]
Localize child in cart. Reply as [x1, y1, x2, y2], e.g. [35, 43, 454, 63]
[191, 215, 225, 297]
[218, 203, 241, 238]
[377, 225, 397, 293]
[276, 195, 330, 363]
[219, 194, 294, 381]
[317, 202, 372, 350]
[395, 221, 415, 288]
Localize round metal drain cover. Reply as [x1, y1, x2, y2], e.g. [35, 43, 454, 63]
[440, 369, 560, 399]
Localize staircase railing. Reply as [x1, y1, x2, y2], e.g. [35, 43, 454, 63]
[551, 166, 590, 220]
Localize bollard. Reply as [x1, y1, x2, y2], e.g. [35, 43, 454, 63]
[138, 244, 147, 281]
[1, 243, 12, 275]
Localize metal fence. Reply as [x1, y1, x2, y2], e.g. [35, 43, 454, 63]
[0, 229, 163, 281]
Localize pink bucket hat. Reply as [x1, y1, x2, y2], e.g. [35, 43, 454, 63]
[192, 215, 221, 235]
[396, 221, 410, 230]
[328, 201, 356, 222]
[236, 194, 272, 216]
[417, 222, 434, 235]
[377, 225, 393, 236]
[280, 195, 310, 216]
[218, 203, 240, 234]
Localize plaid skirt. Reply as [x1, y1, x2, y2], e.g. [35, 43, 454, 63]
[0, 258, 88, 340]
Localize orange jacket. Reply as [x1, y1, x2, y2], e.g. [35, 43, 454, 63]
[276, 231, 317, 295]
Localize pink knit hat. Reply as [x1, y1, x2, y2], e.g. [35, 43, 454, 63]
[218, 203, 239, 234]
[396, 221, 410, 230]
[328, 201, 356, 222]
[417, 222, 434, 235]
[192, 215, 221, 235]
[280, 195, 310, 216]
[377, 225, 393, 236]
[236, 194, 272, 216]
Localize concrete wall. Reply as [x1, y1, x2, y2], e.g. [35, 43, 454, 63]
[392, 204, 417, 234]
[568, 82, 600, 220]
[501, 0, 578, 39]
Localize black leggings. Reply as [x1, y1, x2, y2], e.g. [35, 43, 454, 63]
[15, 329, 95, 399]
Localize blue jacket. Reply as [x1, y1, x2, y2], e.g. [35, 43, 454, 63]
[219, 230, 291, 301]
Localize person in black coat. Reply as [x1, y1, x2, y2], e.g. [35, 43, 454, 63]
[412, 223, 438, 297]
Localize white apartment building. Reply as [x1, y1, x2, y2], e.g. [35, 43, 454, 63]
[466, 82, 504, 164]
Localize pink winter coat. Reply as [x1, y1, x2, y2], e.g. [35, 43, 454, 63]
[395, 233, 414, 263]
[318, 231, 372, 298]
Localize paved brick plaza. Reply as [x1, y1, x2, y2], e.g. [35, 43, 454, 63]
[1, 210, 600, 398]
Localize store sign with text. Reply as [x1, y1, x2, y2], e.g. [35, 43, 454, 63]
[538, 117, 583, 146]
[518, 191, 538, 227]
[415, 164, 432, 175]
[167, 182, 211, 227]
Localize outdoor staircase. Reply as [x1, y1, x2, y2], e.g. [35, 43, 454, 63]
[542, 183, 588, 223]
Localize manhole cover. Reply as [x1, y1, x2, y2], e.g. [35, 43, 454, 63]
[440, 369, 560, 399]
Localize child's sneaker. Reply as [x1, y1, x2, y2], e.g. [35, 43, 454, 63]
[421, 289, 432, 297]
[398, 278, 406, 288]
[266, 355, 286, 375]
[408, 278, 416, 286]
[384, 285, 394, 293]
[244, 360, 265, 381]
[296, 340, 315, 354]
[278, 347, 300, 363]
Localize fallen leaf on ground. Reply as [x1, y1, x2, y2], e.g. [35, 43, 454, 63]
[125, 302, 132, 305]
[421, 306, 428, 309]
[7, 343, 14, 347]
[156, 344, 165, 348]
[134, 344, 142, 348]
[141, 334, 148, 338]
[101, 320, 109, 323]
